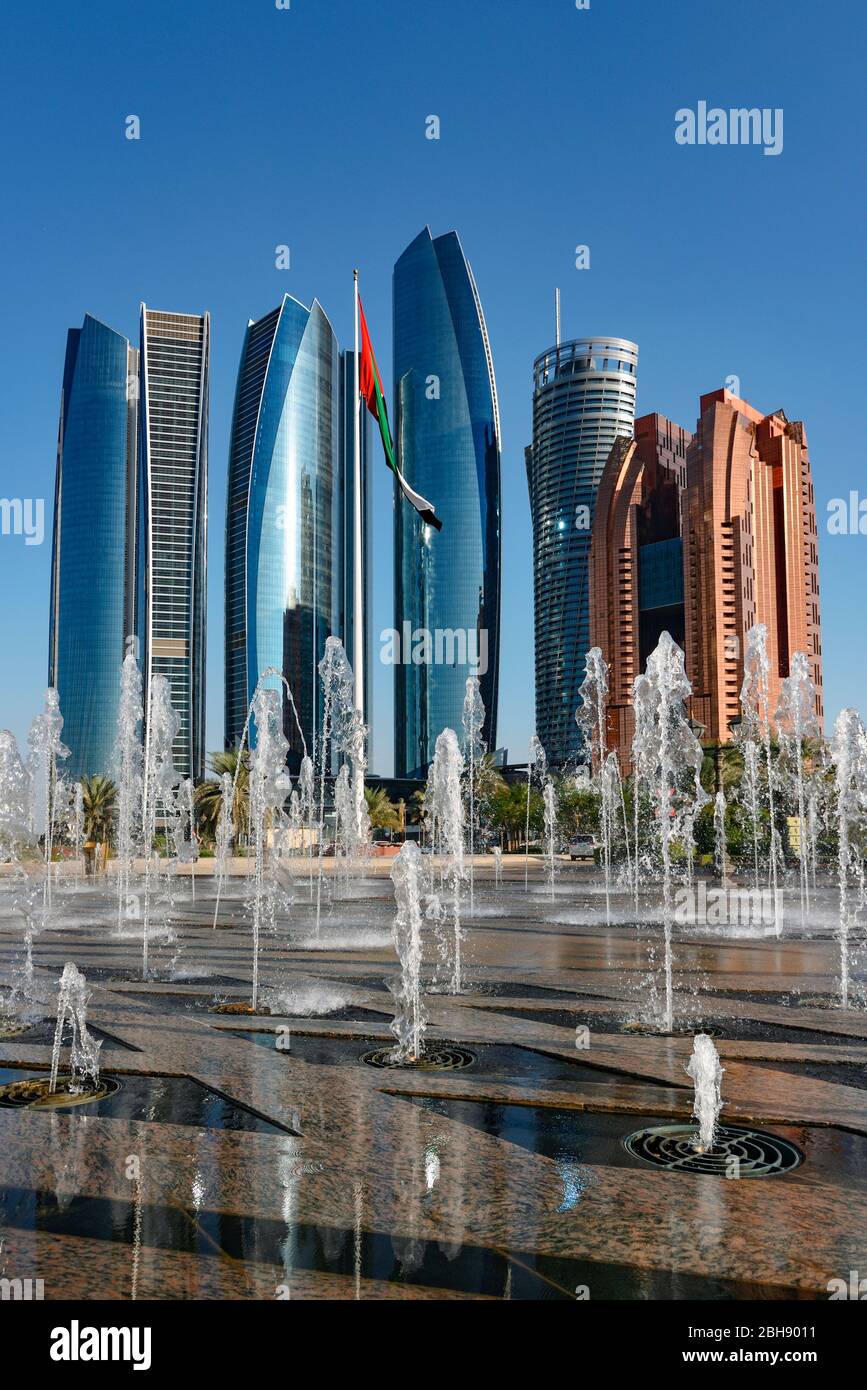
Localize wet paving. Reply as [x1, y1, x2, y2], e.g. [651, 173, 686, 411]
[0, 862, 865, 1300]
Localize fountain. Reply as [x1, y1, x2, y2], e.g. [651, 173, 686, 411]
[542, 777, 557, 899]
[634, 631, 708, 1032]
[49, 962, 102, 1096]
[493, 844, 503, 887]
[316, 638, 369, 924]
[685, 1033, 724, 1152]
[214, 770, 234, 907]
[461, 676, 485, 917]
[115, 639, 144, 929]
[27, 688, 70, 911]
[389, 841, 426, 1061]
[248, 687, 292, 1012]
[830, 707, 867, 1009]
[428, 728, 465, 992]
[713, 790, 728, 886]
[0, 962, 112, 1109]
[740, 625, 783, 935]
[576, 647, 611, 922]
[140, 675, 180, 979]
[775, 651, 819, 926]
[524, 735, 546, 891]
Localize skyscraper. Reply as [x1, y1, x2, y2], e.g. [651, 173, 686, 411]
[683, 388, 823, 740]
[49, 314, 139, 780]
[138, 306, 209, 782]
[393, 227, 501, 779]
[224, 294, 368, 771]
[589, 413, 691, 767]
[526, 335, 637, 765]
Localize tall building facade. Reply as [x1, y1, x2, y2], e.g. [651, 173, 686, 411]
[49, 314, 139, 779]
[589, 413, 691, 767]
[526, 336, 637, 765]
[138, 306, 209, 782]
[224, 295, 369, 772]
[393, 227, 502, 779]
[683, 388, 823, 741]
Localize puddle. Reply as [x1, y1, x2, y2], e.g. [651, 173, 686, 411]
[0, 1183, 817, 1300]
[0, 1067, 294, 1133]
[235, 1032, 661, 1092]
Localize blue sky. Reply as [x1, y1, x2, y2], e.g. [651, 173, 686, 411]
[0, 0, 864, 772]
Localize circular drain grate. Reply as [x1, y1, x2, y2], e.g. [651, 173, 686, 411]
[623, 1123, 803, 1178]
[361, 1044, 475, 1071]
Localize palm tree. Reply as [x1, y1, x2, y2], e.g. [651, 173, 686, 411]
[195, 749, 250, 843]
[81, 775, 117, 859]
[364, 786, 401, 833]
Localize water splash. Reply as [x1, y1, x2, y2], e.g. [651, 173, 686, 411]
[389, 841, 426, 1061]
[141, 676, 179, 979]
[114, 639, 144, 929]
[462, 676, 485, 918]
[576, 647, 611, 922]
[49, 962, 102, 1095]
[830, 707, 867, 1009]
[776, 651, 819, 926]
[428, 728, 466, 992]
[524, 735, 546, 891]
[740, 625, 783, 935]
[249, 687, 292, 1012]
[685, 1033, 724, 1152]
[27, 688, 70, 911]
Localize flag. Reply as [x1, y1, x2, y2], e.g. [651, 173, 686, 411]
[357, 295, 442, 531]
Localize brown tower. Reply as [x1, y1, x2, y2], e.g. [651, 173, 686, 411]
[682, 389, 823, 742]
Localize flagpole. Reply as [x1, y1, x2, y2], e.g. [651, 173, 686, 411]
[352, 271, 367, 844]
[353, 270, 364, 718]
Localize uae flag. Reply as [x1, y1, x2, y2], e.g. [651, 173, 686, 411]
[358, 295, 442, 531]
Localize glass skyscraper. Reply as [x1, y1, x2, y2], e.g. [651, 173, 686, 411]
[224, 295, 369, 772]
[138, 306, 209, 783]
[393, 227, 502, 779]
[49, 314, 139, 780]
[526, 336, 638, 765]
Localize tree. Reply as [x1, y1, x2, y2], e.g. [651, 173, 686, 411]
[554, 779, 600, 840]
[364, 786, 401, 833]
[195, 749, 250, 843]
[80, 775, 117, 854]
[486, 782, 543, 852]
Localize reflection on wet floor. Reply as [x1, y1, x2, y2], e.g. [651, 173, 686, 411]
[1, 873, 865, 1300]
[0, 1067, 293, 1133]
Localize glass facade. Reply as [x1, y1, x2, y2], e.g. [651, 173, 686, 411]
[526, 337, 638, 765]
[393, 228, 502, 779]
[49, 314, 138, 780]
[138, 307, 209, 782]
[224, 295, 347, 772]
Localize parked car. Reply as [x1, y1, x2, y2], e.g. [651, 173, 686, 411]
[568, 835, 596, 861]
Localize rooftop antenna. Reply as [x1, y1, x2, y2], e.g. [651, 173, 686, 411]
[555, 287, 561, 348]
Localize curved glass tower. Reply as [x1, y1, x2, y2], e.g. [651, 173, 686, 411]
[526, 336, 638, 765]
[49, 314, 139, 780]
[225, 294, 341, 771]
[393, 228, 502, 778]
